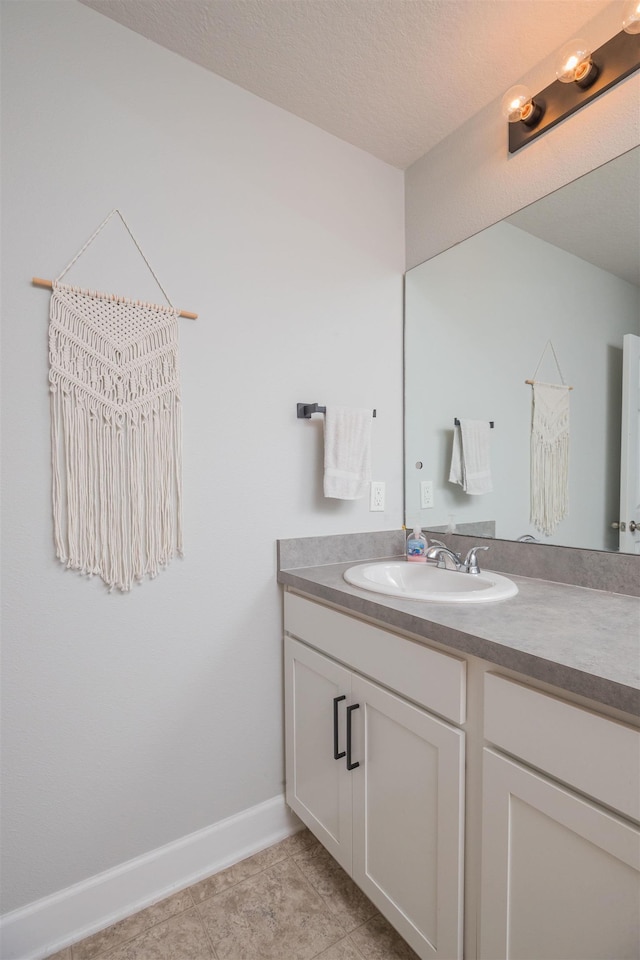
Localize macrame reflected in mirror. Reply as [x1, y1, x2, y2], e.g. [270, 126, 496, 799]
[527, 340, 572, 538]
[44, 210, 189, 591]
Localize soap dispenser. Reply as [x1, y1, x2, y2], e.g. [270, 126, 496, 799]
[406, 526, 428, 562]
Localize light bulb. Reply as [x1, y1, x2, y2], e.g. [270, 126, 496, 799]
[501, 85, 542, 126]
[623, 0, 640, 33]
[555, 39, 599, 88]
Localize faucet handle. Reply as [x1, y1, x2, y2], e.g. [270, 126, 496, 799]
[425, 538, 445, 563]
[464, 545, 489, 574]
[428, 539, 460, 557]
[425, 545, 463, 570]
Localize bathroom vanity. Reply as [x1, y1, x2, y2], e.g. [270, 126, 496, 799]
[278, 534, 640, 960]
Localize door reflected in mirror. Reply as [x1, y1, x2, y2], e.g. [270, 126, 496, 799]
[404, 147, 640, 554]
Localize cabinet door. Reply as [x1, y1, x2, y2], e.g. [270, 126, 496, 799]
[480, 748, 640, 960]
[351, 674, 465, 960]
[284, 636, 353, 873]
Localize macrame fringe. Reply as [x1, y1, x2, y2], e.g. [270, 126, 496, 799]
[529, 382, 570, 537]
[530, 432, 569, 536]
[49, 284, 182, 592]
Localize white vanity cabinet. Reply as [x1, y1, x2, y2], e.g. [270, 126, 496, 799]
[283, 588, 640, 960]
[480, 673, 640, 960]
[284, 592, 466, 960]
[284, 637, 354, 871]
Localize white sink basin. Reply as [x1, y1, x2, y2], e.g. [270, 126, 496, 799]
[343, 560, 518, 604]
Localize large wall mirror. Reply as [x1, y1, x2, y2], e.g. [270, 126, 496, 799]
[404, 146, 640, 554]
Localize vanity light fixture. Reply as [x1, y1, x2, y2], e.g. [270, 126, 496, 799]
[506, 8, 640, 153]
[623, 1, 640, 34]
[501, 85, 542, 126]
[555, 39, 599, 87]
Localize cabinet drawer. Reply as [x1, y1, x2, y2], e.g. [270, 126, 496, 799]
[284, 592, 466, 724]
[484, 672, 640, 822]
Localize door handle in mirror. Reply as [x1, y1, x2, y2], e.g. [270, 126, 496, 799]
[611, 521, 638, 531]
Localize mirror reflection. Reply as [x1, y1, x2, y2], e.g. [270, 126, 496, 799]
[404, 147, 640, 554]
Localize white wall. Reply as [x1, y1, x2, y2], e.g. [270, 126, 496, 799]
[0, 1, 404, 916]
[3, 0, 639, 935]
[406, 2, 640, 269]
[405, 222, 640, 550]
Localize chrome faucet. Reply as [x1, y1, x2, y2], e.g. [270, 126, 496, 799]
[425, 544, 462, 570]
[463, 545, 489, 574]
[426, 543, 489, 574]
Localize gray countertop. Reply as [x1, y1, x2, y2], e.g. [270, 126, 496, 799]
[278, 558, 640, 717]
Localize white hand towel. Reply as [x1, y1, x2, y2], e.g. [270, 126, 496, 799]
[449, 419, 493, 495]
[323, 406, 372, 499]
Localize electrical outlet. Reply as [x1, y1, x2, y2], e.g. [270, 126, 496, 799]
[370, 481, 385, 511]
[420, 480, 434, 509]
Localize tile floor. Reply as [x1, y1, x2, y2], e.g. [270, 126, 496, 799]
[45, 829, 419, 960]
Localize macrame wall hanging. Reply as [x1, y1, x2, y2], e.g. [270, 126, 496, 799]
[38, 210, 197, 591]
[525, 341, 573, 537]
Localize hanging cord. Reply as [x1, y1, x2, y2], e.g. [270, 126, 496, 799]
[55, 209, 175, 310]
[529, 339, 567, 386]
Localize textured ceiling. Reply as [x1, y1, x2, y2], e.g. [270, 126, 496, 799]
[79, 0, 612, 169]
[77, 0, 638, 284]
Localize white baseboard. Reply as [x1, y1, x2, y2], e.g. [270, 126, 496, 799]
[0, 793, 301, 960]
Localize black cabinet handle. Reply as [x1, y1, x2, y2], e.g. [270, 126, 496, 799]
[346, 703, 360, 770]
[333, 695, 346, 760]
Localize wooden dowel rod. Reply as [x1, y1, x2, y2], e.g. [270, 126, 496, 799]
[525, 379, 573, 390]
[31, 277, 198, 319]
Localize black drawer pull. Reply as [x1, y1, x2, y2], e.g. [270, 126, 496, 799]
[346, 703, 360, 770]
[333, 695, 346, 760]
